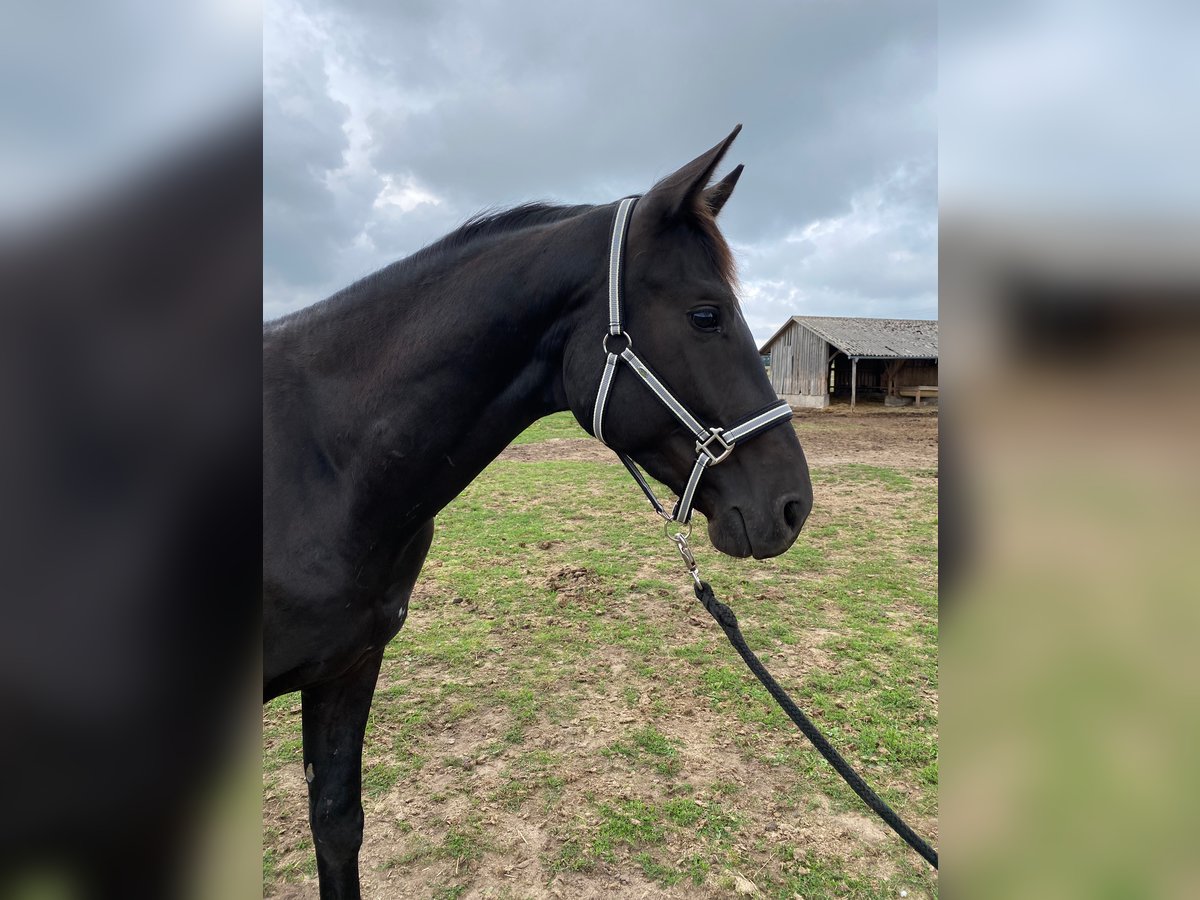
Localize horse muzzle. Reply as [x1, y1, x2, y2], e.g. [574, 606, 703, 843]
[707, 489, 812, 559]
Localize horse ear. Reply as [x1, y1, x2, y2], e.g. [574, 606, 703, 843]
[703, 164, 744, 217]
[641, 124, 742, 221]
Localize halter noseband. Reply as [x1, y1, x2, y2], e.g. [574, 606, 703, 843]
[592, 197, 794, 525]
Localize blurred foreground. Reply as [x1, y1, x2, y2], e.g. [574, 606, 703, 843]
[0, 5, 261, 899]
[941, 3, 1200, 893]
[941, 214, 1200, 898]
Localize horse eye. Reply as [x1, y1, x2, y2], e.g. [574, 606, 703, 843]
[688, 307, 721, 332]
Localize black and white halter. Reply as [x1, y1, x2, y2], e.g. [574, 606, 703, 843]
[593, 197, 794, 526]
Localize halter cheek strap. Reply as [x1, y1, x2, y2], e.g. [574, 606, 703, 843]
[593, 196, 794, 525]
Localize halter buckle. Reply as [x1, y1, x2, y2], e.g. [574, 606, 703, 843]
[696, 428, 734, 465]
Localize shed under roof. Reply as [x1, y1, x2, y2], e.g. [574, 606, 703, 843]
[761, 316, 938, 359]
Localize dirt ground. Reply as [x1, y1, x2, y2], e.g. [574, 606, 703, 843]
[264, 406, 938, 899]
[500, 407, 939, 472]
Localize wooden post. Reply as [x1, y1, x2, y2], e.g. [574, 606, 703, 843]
[850, 357, 858, 409]
[885, 359, 906, 397]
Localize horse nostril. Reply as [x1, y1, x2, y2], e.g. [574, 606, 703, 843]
[783, 497, 810, 532]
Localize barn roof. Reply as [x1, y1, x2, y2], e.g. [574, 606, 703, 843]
[761, 316, 938, 359]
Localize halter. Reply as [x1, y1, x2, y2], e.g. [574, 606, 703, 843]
[592, 197, 794, 526]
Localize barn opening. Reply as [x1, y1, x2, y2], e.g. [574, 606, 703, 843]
[759, 316, 938, 409]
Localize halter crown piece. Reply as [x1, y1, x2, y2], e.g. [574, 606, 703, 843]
[592, 197, 794, 525]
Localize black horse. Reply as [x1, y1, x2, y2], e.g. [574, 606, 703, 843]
[263, 126, 813, 899]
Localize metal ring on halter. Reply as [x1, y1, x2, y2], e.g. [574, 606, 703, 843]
[664, 519, 692, 542]
[602, 332, 632, 355]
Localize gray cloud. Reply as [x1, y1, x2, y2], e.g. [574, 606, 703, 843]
[264, 0, 936, 339]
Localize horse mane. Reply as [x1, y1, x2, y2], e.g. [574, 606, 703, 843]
[387, 196, 736, 289]
[404, 202, 597, 273]
[691, 203, 737, 287]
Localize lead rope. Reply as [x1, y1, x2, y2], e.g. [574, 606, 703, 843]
[667, 530, 940, 870]
[593, 195, 936, 868]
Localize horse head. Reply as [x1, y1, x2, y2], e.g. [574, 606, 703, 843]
[562, 126, 813, 559]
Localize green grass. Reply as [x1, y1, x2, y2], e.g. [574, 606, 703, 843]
[510, 411, 589, 444]
[603, 726, 681, 775]
[546, 793, 743, 887]
[491, 749, 565, 811]
[814, 462, 914, 491]
[362, 761, 401, 798]
[442, 825, 487, 865]
[591, 799, 666, 860]
[263, 411, 938, 898]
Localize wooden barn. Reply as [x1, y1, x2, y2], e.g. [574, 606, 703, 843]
[760, 316, 938, 409]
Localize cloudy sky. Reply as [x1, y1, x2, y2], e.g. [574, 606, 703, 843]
[264, 0, 936, 344]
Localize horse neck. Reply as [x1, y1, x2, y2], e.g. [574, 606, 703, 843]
[294, 208, 609, 534]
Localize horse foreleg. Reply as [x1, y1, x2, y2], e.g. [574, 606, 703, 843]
[299, 520, 433, 899]
[301, 650, 383, 900]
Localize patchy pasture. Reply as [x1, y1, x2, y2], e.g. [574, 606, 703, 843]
[264, 409, 938, 899]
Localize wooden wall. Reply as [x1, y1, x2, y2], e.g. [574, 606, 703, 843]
[894, 360, 939, 387]
[766, 321, 828, 397]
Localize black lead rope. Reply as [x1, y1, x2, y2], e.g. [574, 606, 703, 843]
[595, 196, 935, 869]
[693, 579, 939, 870]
